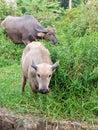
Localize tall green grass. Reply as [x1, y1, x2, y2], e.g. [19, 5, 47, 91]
[0, 0, 98, 124]
[0, 29, 98, 123]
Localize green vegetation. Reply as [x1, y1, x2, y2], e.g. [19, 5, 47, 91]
[0, 0, 98, 125]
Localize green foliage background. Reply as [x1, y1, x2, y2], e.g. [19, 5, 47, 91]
[0, 0, 98, 124]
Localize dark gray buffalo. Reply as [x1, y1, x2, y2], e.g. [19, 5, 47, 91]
[1, 15, 58, 45]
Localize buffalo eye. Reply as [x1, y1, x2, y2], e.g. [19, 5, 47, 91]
[48, 74, 52, 78]
[37, 74, 40, 78]
[48, 34, 51, 36]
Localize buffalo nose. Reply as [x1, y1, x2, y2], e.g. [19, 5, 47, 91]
[53, 39, 59, 45]
[39, 89, 49, 94]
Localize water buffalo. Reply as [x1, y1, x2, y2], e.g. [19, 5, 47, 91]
[1, 15, 58, 45]
[21, 42, 59, 94]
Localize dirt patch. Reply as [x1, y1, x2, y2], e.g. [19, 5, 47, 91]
[0, 107, 97, 130]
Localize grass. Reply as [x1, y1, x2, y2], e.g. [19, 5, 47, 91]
[0, 31, 98, 122]
[0, 64, 63, 119]
[0, 64, 97, 120]
[0, 64, 98, 124]
[0, 3, 98, 126]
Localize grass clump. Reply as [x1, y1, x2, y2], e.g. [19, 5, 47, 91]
[66, 2, 98, 37]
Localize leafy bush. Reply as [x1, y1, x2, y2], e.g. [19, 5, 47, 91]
[17, 0, 64, 25]
[0, 0, 22, 20]
[0, 0, 13, 19]
[48, 32, 98, 93]
[67, 2, 98, 37]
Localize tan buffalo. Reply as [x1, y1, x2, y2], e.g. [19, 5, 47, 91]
[21, 42, 59, 94]
[1, 15, 58, 45]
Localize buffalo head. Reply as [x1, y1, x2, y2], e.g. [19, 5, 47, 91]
[37, 28, 58, 45]
[31, 61, 59, 94]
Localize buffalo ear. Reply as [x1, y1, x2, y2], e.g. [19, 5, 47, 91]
[31, 61, 37, 70]
[52, 61, 59, 71]
[47, 26, 56, 33]
[37, 32, 45, 38]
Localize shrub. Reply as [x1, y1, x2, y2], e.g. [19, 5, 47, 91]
[17, 0, 64, 25]
[67, 2, 98, 37]
[48, 32, 98, 95]
[0, 0, 22, 20]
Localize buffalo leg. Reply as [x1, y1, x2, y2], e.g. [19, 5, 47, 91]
[22, 34, 31, 45]
[28, 79, 37, 94]
[22, 76, 26, 92]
